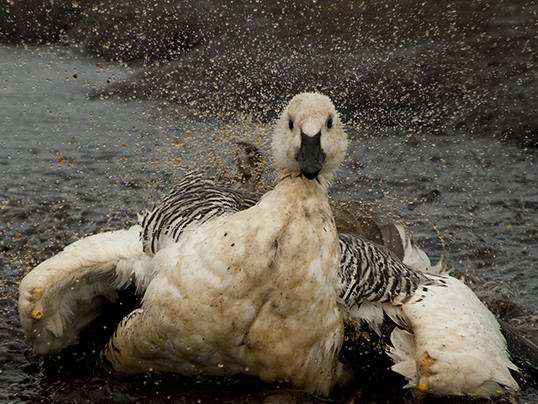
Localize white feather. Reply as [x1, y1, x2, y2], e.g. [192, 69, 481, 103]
[389, 275, 518, 398]
[100, 93, 349, 396]
[396, 223, 446, 274]
[18, 225, 150, 354]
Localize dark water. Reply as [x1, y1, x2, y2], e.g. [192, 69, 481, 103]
[1, 42, 538, 404]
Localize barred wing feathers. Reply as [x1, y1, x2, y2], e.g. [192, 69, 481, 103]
[140, 173, 258, 255]
[338, 233, 433, 307]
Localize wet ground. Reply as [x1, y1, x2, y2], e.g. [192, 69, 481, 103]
[1, 1, 538, 403]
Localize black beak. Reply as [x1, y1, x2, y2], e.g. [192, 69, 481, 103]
[295, 131, 326, 180]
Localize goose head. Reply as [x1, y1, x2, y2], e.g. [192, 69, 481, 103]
[272, 93, 347, 186]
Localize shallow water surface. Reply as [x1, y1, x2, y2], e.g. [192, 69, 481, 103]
[1, 46, 537, 403]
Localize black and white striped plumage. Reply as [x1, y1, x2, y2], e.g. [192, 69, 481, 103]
[337, 233, 432, 307]
[140, 172, 258, 255]
[141, 174, 428, 312]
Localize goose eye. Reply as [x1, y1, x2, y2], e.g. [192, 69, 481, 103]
[327, 118, 333, 129]
[288, 119, 294, 130]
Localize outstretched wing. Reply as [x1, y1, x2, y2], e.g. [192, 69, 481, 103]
[19, 174, 259, 355]
[19, 226, 150, 354]
[338, 232, 519, 397]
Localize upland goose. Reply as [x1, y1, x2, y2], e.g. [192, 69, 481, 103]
[19, 93, 518, 398]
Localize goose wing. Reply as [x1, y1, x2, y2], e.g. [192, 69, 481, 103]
[18, 226, 150, 354]
[140, 172, 258, 255]
[18, 173, 258, 355]
[338, 232, 429, 306]
[338, 232, 519, 397]
[337, 232, 440, 335]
